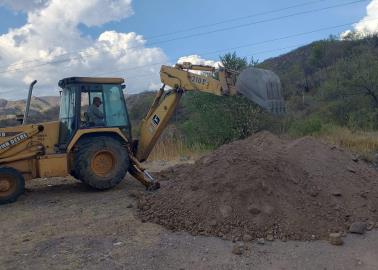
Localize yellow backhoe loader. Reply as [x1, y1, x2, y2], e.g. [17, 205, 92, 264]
[0, 63, 284, 204]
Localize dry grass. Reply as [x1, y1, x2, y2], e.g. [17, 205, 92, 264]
[317, 126, 378, 161]
[149, 126, 378, 162]
[148, 137, 209, 161]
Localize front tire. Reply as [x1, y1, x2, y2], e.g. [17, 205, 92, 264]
[74, 136, 129, 190]
[0, 167, 25, 204]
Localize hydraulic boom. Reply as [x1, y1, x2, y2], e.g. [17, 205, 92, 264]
[135, 62, 284, 162]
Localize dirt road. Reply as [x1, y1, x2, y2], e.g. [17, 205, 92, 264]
[1, 169, 378, 270]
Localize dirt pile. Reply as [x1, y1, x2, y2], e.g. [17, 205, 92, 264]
[138, 132, 378, 241]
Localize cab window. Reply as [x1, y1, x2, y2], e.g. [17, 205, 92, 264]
[59, 87, 76, 144]
[80, 85, 105, 127]
[102, 84, 128, 127]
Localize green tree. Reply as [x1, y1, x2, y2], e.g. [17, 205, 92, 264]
[309, 42, 327, 69]
[330, 54, 378, 108]
[179, 92, 265, 147]
[317, 51, 378, 129]
[341, 30, 364, 41]
[219, 52, 258, 71]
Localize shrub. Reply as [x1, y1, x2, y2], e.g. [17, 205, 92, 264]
[288, 116, 323, 136]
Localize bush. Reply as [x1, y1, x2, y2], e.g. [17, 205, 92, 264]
[347, 109, 378, 131]
[288, 116, 323, 136]
[178, 92, 269, 148]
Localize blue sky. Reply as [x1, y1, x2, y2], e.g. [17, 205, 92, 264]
[73, 0, 367, 62]
[140, 0, 363, 59]
[0, 0, 369, 62]
[0, 0, 373, 99]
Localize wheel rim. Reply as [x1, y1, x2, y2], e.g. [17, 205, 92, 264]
[0, 173, 16, 197]
[91, 150, 116, 177]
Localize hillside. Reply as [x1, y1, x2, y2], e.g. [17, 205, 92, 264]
[2, 36, 378, 149]
[0, 96, 60, 124]
[128, 36, 378, 142]
[260, 36, 378, 132]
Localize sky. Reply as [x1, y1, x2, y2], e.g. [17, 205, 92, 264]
[0, 0, 375, 100]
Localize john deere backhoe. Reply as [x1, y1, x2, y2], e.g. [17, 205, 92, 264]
[0, 63, 284, 204]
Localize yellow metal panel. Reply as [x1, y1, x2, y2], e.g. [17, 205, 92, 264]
[0, 121, 60, 179]
[2, 159, 36, 181]
[33, 121, 60, 154]
[0, 125, 40, 157]
[0, 121, 60, 159]
[37, 154, 68, 178]
[66, 128, 129, 153]
[136, 90, 182, 162]
[160, 65, 223, 96]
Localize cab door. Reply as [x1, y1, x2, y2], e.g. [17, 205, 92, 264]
[58, 86, 77, 145]
[102, 84, 129, 127]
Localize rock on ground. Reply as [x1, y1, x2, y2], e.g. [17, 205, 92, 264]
[349, 222, 368, 234]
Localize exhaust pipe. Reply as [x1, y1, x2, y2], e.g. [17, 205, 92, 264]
[22, 80, 37, 125]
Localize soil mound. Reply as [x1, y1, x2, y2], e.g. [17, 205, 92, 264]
[138, 132, 378, 241]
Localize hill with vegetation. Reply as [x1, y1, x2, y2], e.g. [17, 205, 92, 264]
[128, 35, 378, 159]
[2, 35, 378, 159]
[261, 35, 378, 133]
[0, 96, 60, 127]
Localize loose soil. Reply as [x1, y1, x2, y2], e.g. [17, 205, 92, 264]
[1, 160, 378, 269]
[139, 132, 378, 241]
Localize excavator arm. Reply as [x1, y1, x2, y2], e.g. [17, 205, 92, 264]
[130, 62, 284, 189]
[135, 63, 240, 162]
[166, 62, 239, 96]
[135, 85, 183, 162]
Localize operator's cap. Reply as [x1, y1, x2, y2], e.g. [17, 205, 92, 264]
[93, 97, 102, 104]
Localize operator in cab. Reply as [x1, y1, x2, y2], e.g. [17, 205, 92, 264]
[87, 97, 105, 126]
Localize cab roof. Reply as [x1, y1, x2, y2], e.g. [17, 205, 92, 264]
[58, 77, 124, 88]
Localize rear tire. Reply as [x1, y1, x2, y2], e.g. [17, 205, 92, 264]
[74, 136, 129, 190]
[0, 167, 25, 204]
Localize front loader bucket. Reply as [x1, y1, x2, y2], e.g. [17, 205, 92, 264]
[236, 67, 285, 114]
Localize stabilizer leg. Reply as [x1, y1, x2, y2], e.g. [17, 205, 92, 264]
[128, 155, 160, 191]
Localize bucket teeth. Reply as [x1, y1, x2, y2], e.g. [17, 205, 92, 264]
[128, 163, 160, 191]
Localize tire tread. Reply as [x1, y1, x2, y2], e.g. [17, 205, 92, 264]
[73, 136, 129, 190]
[0, 167, 25, 204]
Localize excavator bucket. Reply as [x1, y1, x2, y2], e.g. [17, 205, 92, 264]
[236, 67, 285, 114]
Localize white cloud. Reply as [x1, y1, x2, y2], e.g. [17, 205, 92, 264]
[0, 0, 168, 100]
[177, 55, 222, 68]
[342, 0, 378, 38]
[176, 55, 222, 76]
[0, 0, 48, 12]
